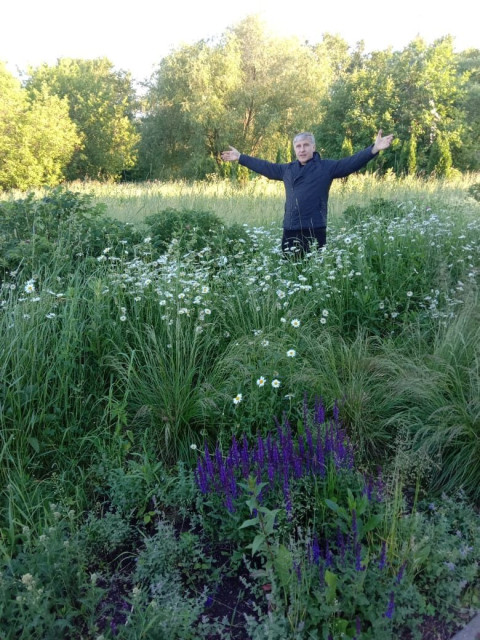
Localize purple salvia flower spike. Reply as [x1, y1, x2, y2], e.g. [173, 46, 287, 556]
[396, 562, 406, 584]
[379, 541, 387, 570]
[384, 591, 395, 619]
[315, 397, 325, 425]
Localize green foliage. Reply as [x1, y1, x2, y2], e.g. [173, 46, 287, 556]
[109, 322, 218, 463]
[194, 418, 479, 639]
[411, 493, 480, 618]
[0, 185, 479, 637]
[468, 181, 480, 201]
[427, 132, 454, 177]
[0, 187, 141, 278]
[143, 207, 253, 258]
[0, 63, 79, 191]
[134, 520, 214, 589]
[145, 208, 221, 252]
[138, 16, 336, 179]
[0, 506, 105, 639]
[376, 297, 480, 500]
[26, 58, 139, 181]
[315, 36, 471, 176]
[342, 197, 403, 225]
[79, 510, 134, 562]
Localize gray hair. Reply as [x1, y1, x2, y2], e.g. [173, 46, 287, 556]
[293, 132, 315, 146]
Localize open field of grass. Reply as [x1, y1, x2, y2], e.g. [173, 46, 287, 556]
[2, 172, 479, 227]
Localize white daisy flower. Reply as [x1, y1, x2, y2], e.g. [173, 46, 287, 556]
[24, 282, 35, 294]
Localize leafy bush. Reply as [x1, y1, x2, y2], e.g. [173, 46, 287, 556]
[144, 207, 252, 256]
[467, 182, 480, 202]
[0, 506, 105, 639]
[194, 400, 480, 639]
[78, 510, 135, 563]
[342, 197, 407, 225]
[0, 187, 141, 279]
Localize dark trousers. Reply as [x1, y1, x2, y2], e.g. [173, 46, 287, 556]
[281, 227, 327, 257]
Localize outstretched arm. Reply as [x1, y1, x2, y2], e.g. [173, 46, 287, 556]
[372, 130, 394, 154]
[221, 146, 241, 162]
[221, 146, 285, 181]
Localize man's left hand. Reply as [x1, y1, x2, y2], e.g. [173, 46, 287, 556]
[372, 130, 394, 154]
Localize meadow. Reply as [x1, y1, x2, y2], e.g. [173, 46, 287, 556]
[0, 174, 479, 639]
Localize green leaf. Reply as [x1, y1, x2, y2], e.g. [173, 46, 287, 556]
[347, 488, 355, 510]
[324, 570, 337, 588]
[248, 534, 266, 556]
[273, 544, 292, 588]
[363, 513, 382, 535]
[262, 509, 280, 535]
[28, 437, 40, 453]
[324, 570, 337, 604]
[239, 517, 259, 529]
[325, 498, 341, 513]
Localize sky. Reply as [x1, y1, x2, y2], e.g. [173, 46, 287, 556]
[2, 0, 478, 86]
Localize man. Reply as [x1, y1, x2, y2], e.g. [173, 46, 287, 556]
[221, 130, 394, 255]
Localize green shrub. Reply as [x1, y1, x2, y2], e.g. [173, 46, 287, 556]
[0, 506, 105, 639]
[342, 197, 407, 225]
[144, 207, 252, 256]
[0, 187, 141, 279]
[467, 182, 480, 202]
[78, 510, 134, 563]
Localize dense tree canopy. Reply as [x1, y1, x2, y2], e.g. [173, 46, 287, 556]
[26, 58, 140, 181]
[0, 16, 478, 190]
[138, 18, 479, 180]
[0, 63, 79, 190]
[137, 16, 339, 179]
[314, 36, 468, 176]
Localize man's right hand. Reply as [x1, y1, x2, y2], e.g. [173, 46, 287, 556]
[221, 146, 240, 162]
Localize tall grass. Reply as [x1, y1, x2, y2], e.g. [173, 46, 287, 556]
[1, 172, 478, 226]
[373, 295, 480, 499]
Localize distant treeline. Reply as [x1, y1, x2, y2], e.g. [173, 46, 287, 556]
[1, 15, 479, 190]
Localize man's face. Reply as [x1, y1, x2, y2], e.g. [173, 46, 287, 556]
[294, 137, 315, 164]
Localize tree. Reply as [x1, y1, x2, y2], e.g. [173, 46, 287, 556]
[0, 63, 79, 190]
[454, 48, 480, 171]
[27, 58, 140, 181]
[427, 131, 454, 176]
[137, 16, 335, 179]
[228, 16, 333, 158]
[315, 37, 466, 175]
[137, 36, 242, 179]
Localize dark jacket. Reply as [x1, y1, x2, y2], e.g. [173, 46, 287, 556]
[239, 146, 377, 230]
